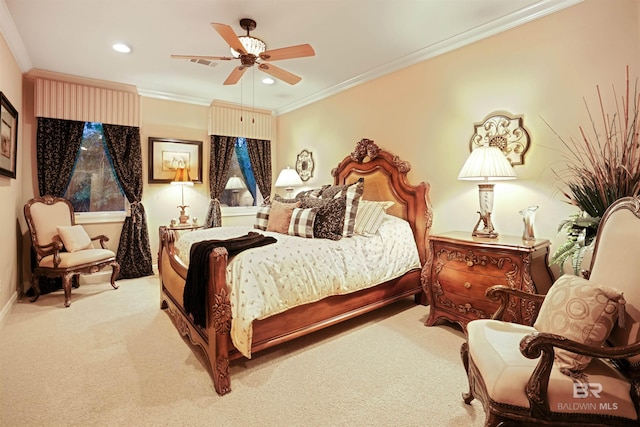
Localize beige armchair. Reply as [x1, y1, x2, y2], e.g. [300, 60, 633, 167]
[24, 195, 120, 307]
[461, 196, 640, 426]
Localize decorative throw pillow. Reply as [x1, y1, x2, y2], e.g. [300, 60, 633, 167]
[300, 196, 346, 240]
[354, 200, 394, 236]
[288, 207, 317, 238]
[341, 178, 365, 237]
[319, 184, 346, 200]
[533, 274, 626, 374]
[266, 200, 300, 234]
[56, 225, 92, 252]
[254, 206, 271, 231]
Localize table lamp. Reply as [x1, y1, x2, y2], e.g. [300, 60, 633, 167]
[275, 167, 303, 198]
[225, 175, 247, 206]
[458, 142, 517, 238]
[170, 161, 194, 225]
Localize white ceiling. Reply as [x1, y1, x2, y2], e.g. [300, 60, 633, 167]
[1, 0, 580, 115]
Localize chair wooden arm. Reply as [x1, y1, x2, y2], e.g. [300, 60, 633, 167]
[519, 332, 640, 418]
[34, 240, 64, 268]
[91, 234, 110, 249]
[486, 285, 546, 321]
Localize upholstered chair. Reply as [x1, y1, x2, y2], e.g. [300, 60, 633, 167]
[461, 196, 640, 426]
[24, 195, 120, 307]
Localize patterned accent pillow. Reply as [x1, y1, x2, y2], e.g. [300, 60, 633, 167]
[266, 200, 300, 234]
[354, 200, 394, 236]
[300, 196, 346, 240]
[288, 208, 317, 238]
[342, 178, 364, 237]
[254, 206, 271, 231]
[56, 225, 92, 252]
[319, 184, 346, 199]
[533, 274, 626, 374]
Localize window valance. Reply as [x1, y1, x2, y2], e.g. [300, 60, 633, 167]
[208, 100, 273, 140]
[33, 76, 140, 127]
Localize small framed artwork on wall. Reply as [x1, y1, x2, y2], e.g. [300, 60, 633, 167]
[0, 92, 18, 179]
[148, 137, 203, 184]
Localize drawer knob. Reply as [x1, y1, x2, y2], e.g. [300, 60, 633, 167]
[464, 282, 471, 289]
[467, 260, 474, 267]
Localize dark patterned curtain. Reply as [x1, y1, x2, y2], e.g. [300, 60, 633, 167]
[36, 117, 84, 197]
[103, 124, 153, 279]
[204, 135, 235, 228]
[246, 138, 272, 205]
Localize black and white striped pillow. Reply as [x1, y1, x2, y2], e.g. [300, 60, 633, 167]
[340, 178, 364, 237]
[288, 207, 317, 238]
[254, 206, 271, 230]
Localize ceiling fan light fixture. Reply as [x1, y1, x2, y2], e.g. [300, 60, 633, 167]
[231, 35, 266, 58]
[262, 77, 275, 85]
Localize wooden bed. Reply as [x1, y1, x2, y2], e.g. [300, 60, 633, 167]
[158, 139, 433, 395]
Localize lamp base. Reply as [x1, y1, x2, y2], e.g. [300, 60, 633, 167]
[177, 205, 190, 224]
[472, 211, 498, 238]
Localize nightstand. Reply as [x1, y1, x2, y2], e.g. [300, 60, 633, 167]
[421, 231, 554, 330]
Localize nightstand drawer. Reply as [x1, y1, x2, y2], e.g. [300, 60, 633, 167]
[435, 291, 499, 321]
[437, 268, 506, 300]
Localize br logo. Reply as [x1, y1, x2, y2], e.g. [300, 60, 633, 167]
[573, 382, 602, 398]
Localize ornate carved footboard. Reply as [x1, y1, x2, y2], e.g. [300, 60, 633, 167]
[158, 140, 433, 395]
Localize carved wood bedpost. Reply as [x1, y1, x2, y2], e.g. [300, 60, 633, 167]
[208, 247, 232, 395]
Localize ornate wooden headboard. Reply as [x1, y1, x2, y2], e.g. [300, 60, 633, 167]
[332, 138, 433, 264]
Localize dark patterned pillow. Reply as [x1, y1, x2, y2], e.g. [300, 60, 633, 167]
[319, 184, 347, 199]
[288, 208, 317, 238]
[300, 196, 346, 240]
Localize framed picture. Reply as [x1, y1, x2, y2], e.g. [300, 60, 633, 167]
[295, 149, 314, 182]
[148, 137, 203, 184]
[0, 92, 18, 179]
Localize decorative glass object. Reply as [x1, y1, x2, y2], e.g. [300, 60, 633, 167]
[520, 206, 538, 242]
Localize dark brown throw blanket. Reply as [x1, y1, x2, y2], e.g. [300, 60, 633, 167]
[183, 232, 277, 328]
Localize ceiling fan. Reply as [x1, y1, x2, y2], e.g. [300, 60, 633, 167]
[171, 18, 315, 85]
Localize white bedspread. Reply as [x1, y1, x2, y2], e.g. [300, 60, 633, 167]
[175, 215, 421, 358]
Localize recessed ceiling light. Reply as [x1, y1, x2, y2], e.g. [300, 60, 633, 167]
[112, 43, 131, 53]
[262, 77, 275, 85]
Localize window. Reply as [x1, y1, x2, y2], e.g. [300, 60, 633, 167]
[64, 122, 126, 214]
[221, 137, 263, 207]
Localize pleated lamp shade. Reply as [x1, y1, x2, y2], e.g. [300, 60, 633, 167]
[458, 144, 517, 181]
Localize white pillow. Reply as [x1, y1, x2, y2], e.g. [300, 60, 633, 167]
[56, 225, 92, 252]
[354, 200, 394, 236]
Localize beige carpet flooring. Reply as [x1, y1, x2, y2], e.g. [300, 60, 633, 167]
[0, 274, 486, 427]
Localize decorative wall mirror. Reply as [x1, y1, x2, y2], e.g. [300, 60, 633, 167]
[469, 112, 530, 165]
[296, 149, 314, 181]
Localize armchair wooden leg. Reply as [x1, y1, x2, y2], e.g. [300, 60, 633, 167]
[29, 275, 41, 303]
[461, 342, 475, 404]
[110, 262, 120, 290]
[62, 274, 74, 307]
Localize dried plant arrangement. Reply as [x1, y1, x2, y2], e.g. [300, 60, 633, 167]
[547, 66, 640, 272]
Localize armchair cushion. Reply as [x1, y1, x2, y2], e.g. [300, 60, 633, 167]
[38, 249, 116, 269]
[56, 225, 92, 252]
[468, 319, 637, 420]
[533, 274, 625, 373]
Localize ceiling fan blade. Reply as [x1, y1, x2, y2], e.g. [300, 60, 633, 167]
[211, 23, 246, 55]
[171, 54, 233, 61]
[258, 63, 302, 85]
[259, 44, 315, 61]
[224, 66, 248, 85]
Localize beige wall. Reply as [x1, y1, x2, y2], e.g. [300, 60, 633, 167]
[276, 0, 640, 256]
[0, 27, 23, 319]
